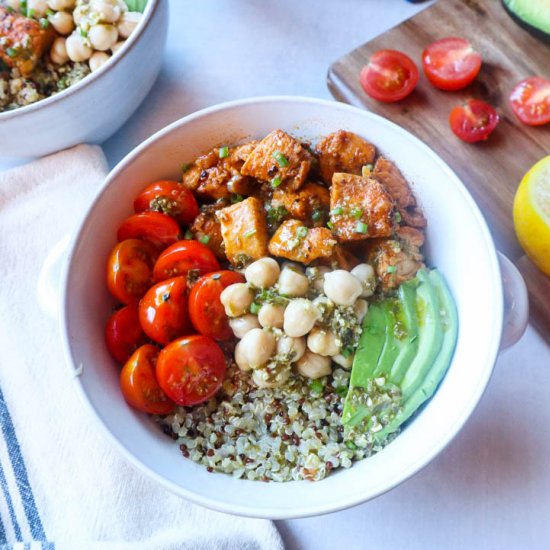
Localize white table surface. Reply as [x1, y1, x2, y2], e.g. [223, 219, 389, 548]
[4, 1, 550, 548]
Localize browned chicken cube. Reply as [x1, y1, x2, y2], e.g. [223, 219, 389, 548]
[319, 244, 361, 271]
[271, 182, 330, 226]
[268, 219, 336, 264]
[241, 130, 312, 190]
[373, 157, 427, 229]
[329, 173, 394, 241]
[216, 197, 269, 266]
[190, 207, 226, 260]
[182, 142, 258, 201]
[0, 7, 55, 77]
[316, 130, 376, 185]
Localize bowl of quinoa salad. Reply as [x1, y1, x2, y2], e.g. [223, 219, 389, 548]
[61, 97, 505, 518]
[0, 0, 167, 159]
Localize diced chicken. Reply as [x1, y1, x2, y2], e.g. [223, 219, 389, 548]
[190, 206, 226, 260]
[329, 173, 394, 241]
[271, 182, 329, 226]
[319, 244, 361, 271]
[241, 129, 312, 190]
[316, 130, 376, 185]
[0, 7, 55, 76]
[268, 219, 336, 264]
[216, 197, 269, 266]
[182, 142, 258, 201]
[373, 157, 427, 229]
[395, 225, 425, 248]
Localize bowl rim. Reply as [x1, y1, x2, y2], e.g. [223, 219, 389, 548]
[0, 0, 160, 121]
[60, 95, 503, 519]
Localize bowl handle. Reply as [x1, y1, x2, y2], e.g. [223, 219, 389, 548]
[36, 235, 70, 320]
[498, 251, 529, 350]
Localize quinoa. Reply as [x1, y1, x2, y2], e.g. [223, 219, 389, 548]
[157, 365, 396, 482]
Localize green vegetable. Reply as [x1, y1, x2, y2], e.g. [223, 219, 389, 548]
[310, 379, 324, 394]
[272, 150, 289, 167]
[296, 226, 308, 238]
[199, 235, 210, 244]
[271, 176, 282, 188]
[351, 208, 363, 220]
[266, 205, 287, 225]
[386, 265, 397, 274]
[327, 221, 334, 229]
[249, 302, 261, 315]
[311, 208, 323, 222]
[244, 229, 257, 238]
[123, 0, 148, 13]
[39, 17, 49, 28]
[331, 206, 344, 216]
[230, 193, 244, 204]
[503, 0, 550, 44]
[6, 48, 17, 58]
[355, 221, 368, 234]
[219, 146, 229, 159]
[394, 212, 402, 223]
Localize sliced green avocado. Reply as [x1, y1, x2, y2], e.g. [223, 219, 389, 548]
[503, 0, 550, 43]
[375, 270, 458, 441]
[373, 299, 402, 378]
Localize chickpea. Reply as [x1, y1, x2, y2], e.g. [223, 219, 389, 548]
[89, 51, 110, 72]
[89, 24, 118, 51]
[90, 0, 122, 23]
[323, 270, 363, 307]
[27, 0, 48, 17]
[111, 40, 125, 55]
[49, 37, 69, 65]
[65, 33, 92, 62]
[117, 10, 141, 38]
[49, 11, 75, 36]
[283, 299, 321, 337]
[278, 266, 309, 297]
[332, 353, 354, 370]
[354, 299, 368, 323]
[296, 351, 332, 379]
[307, 327, 340, 357]
[257, 303, 285, 329]
[351, 263, 377, 298]
[234, 341, 251, 372]
[72, 5, 86, 26]
[47, 0, 75, 10]
[229, 314, 261, 339]
[305, 265, 331, 293]
[276, 335, 306, 362]
[244, 257, 280, 289]
[238, 328, 276, 368]
[252, 368, 290, 389]
[219, 283, 253, 317]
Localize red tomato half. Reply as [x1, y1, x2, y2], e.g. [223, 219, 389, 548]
[117, 212, 181, 248]
[105, 305, 146, 364]
[120, 344, 175, 415]
[189, 271, 245, 340]
[359, 49, 419, 103]
[153, 240, 220, 282]
[139, 276, 190, 345]
[449, 99, 499, 143]
[422, 37, 482, 91]
[509, 76, 550, 126]
[156, 335, 226, 406]
[134, 180, 200, 226]
[106, 239, 159, 304]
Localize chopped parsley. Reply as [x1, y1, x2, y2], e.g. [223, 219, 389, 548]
[249, 302, 261, 315]
[309, 379, 325, 394]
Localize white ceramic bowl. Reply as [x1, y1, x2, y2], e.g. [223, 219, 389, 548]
[0, 0, 168, 160]
[61, 97, 525, 519]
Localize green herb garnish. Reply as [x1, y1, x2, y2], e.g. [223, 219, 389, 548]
[355, 221, 368, 234]
[335, 386, 348, 398]
[271, 176, 282, 188]
[181, 162, 191, 174]
[331, 206, 344, 216]
[272, 150, 289, 167]
[218, 146, 229, 159]
[244, 229, 256, 239]
[6, 48, 17, 58]
[296, 226, 308, 239]
[39, 18, 50, 28]
[199, 235, 210, 244]
[351, 208, 363, 220]
[184, 230, 193, 240]
[250, 302, 261, 315]
[327, 221, 334, 229]
[311, 208, 322, 222]
[394, 211, 402, 223]
[310, 379, 324, 394]
[230, 193, 244, 204]
[386, 265, 397, 274]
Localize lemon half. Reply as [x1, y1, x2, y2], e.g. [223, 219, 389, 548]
[513, 156, 550, 276]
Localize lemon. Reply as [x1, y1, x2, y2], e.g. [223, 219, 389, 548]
[513, 156, 550, 276]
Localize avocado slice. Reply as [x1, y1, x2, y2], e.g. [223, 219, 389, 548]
[374, 270, 458, 441]
[503, 0, 550, 43]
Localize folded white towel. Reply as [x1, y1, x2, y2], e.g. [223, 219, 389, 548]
[0, 145, 284, 550]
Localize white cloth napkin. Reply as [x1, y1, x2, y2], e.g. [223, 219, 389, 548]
[0, 145, 284, 550]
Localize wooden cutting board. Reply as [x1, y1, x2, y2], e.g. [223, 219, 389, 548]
[327, 0, 550, 343]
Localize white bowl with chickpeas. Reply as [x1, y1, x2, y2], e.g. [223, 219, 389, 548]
[61, 96, 515, 518]
[0, 0, 167, 159]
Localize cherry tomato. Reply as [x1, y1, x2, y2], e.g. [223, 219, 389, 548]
[156, 335, 226, 406]
[106, 239, 159, 304]
[153, 240, 220, 282]
[105, 305, 146, 364]
[139, 276, 190, 345]
[120, 344, 175, 415]
[117, 211, 181, 248]
[359, 49, 419, 103]
[134, 180, 200, 226]
[422, 37, 482, 91]
[188, 271, 245, 341]
[509, 76, 550, 127]
[449, 99, 499, 143]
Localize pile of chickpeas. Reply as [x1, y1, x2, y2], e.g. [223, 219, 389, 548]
[219, 257, 377, 388]
[8, 0, 142, 72]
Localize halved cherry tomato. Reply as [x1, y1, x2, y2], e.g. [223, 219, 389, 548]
[134, 180, 200, 226]
[449, 99, 499, 143]
[359, 49, 419, 103]
[422, 37, 482, 91]
[117, 212, 181, 248]
[106, 239, 159, 304]
[153, 240, 220, 282]
[156, 335, 226, 406]
[105, 305, 146, 364]
[509, 76, 550, 127]
[139, 276, 190, 345]
[120, 344, 175, 415]
[189, 271, 245, 341]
